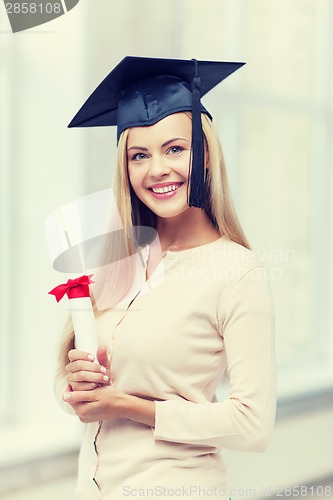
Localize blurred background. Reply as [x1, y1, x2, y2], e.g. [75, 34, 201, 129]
[0, 0, 332, 499]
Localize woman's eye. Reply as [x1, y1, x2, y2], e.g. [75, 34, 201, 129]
[131, 153, 148, 161]
[168, 146, 184, 155]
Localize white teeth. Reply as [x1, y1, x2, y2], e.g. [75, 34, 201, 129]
[151, 184, 180, 194]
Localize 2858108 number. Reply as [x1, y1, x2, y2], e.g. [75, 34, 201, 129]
[5, 3, 62, 14]
[276, 485, 332, 496]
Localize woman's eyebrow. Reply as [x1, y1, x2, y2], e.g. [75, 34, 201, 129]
[127, 146, 148, 152]
[127, 138, 189, 151]
[161, 137, 190, 147]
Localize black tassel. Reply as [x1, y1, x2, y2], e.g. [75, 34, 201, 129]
[188, 59, 205, 209]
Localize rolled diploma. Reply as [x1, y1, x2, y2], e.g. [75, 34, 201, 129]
[69, 296, 99, 358]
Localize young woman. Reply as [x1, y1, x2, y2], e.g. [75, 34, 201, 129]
[55, 57, 276, 500]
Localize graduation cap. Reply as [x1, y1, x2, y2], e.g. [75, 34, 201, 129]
[68, 56, 245, 208]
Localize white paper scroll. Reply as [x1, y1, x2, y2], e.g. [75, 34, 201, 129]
[46, 189, 158, 358]
[45, 189, 120, 358]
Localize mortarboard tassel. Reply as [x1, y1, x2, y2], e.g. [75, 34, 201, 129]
[188, 59, 205, 209]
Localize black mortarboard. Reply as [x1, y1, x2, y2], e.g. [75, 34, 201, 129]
[68, 56, 245, 208]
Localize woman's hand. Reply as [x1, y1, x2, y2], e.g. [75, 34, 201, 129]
[63, 384, 128, 423]
[65, 345, 111, 391]
[63, 384, 156, 427]
[64, 345, 156, 426]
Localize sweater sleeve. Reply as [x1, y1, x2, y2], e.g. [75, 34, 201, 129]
[152, 266, 276, 452]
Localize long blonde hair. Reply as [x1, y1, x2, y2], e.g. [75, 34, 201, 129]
[200, 113, 250, 249]
[56, 112, 250, 378]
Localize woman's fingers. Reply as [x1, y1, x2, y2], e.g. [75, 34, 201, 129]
[66, 356, 109, 389]
[68, 349, 95, 362]
[70, 381, 99, 391]
[96, 345, 111, 370]
[70, 370, 109, 383]
[66, 359, 105, 374]
[67, 369, 109, 385]
[96, 345, 112, 383]
[64, 390, 95, 403]
[65, 348, 111, 391]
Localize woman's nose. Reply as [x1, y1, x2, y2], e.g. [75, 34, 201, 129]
[148, 157, 171, 178]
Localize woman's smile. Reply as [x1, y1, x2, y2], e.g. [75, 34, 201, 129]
[147, 181, 184, 198]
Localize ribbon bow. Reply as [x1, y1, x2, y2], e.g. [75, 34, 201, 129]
[48, 274, 94, 303]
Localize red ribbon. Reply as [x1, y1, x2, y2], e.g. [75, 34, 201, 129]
[48, 274, 94, 303]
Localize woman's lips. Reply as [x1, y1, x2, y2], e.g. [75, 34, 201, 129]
[147, 182, 184, 199]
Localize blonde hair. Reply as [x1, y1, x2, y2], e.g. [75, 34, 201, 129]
[200, 113, 250, 249]
[55, 112, 250, 379]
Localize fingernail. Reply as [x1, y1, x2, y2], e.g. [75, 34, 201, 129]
[88, 354, 95, 361]
[63, 393, 71, 401]
[103, 375, 109, 382]
[100, 366, 107, 373]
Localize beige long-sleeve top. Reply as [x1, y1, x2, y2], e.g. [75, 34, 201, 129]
[57, 236, 276, 500]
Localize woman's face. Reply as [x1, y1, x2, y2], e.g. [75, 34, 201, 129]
[127, 112, 193, 220]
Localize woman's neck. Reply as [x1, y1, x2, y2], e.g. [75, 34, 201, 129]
[156, 208, 220, 252]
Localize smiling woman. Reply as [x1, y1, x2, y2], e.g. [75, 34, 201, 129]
[54, 56, 276, 500]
